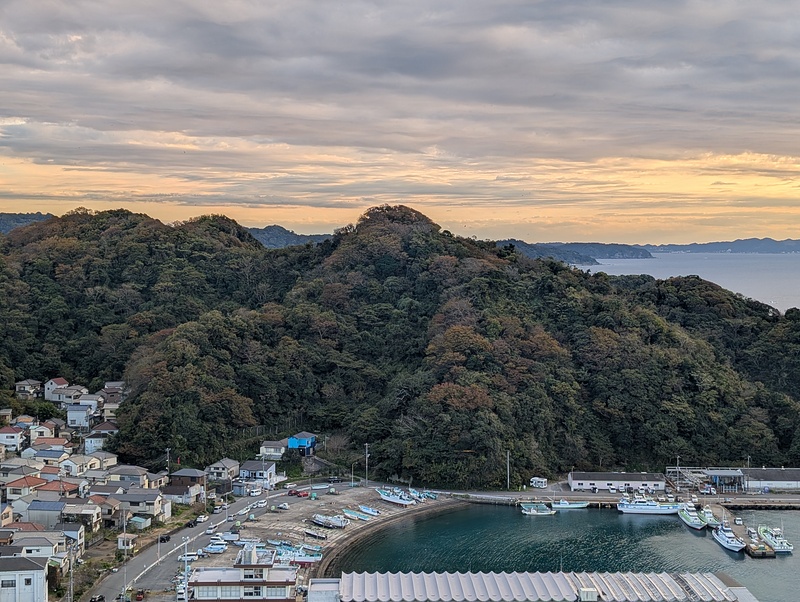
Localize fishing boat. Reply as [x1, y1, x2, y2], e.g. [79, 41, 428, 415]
[232, 537, 262, 546]
[616, 497, 680, 515]
[678, 503, 706, 530]
[521, 503, 556, 516]
[358, 505, 381, 516]
[311, 514, 350, 529]
[299, 542, 323, 552]
[712, 522, 746, 552]
[550, 499, 589, 510]
[423, 490, 438, 500]
[304, 529, 327, 540]
[697, 505, 721, 528]
[342, 508, 372, 521]
[376, 488, 416, 506]
[758, 524, 794, 553]
[408, 488, 427, 502]
[267, 539, 294, 547]
[311, 483, 329, 490]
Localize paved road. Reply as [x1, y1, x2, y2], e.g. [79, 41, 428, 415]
[86, 484, 319, 601]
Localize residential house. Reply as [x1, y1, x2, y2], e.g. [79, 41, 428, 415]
[0, 504, 11, 527]
[31, 449, 70, 466]
[259, 439, 288, 461]
[61, 500, 102, 533]
[37, 466, 62, 482]
[102, 381, 127, 404]
[0, 409, 11, 425]
[54, 522, 85, 556]
[90, 495, 123, 529]
[42, 418, 65, 437]
[101, 402, 120, 421]
[26, 500, 65, 530]
[0, 536, 58, 560]
[0, 426, 25, 451]
[0, 464, 41, 488]
[161, 484, 203, 505]
[77, 393, 104, 412]
[287, 431, 317, 456]
[0, 557, 49, 601]
[189, 547, 297, 602]
[108, 465, 149, 488]
[238, 460, 277, 488]
[116, 489, 170, 523]
[65, 404, 92, 430]
[37, 479, 82, 499]
[44, 377, 69, 401]
[170, 468, 208, 491]
[14, 380, 42, 400]
[81, 469, 109, 485]
[60, 454, 97, 477]
[27, 424, 54, 444]
[147, 471, 168, 489]
[51, 386, 89, 408]
[84, 433, 107, 454]
[88, 450, 118, 470]
[10, 495, 36, 522]
[5, 476, 47, 502]
[28, 437, 72, 452]
[87, 484, 126, 498]
[85, 421, 118, 453]
[205, 458, 240, 481]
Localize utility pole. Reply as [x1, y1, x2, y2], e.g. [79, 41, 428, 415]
[365, 443, 369, 488]
[506, 450, 510, 490]
[166, 447, 171, 473]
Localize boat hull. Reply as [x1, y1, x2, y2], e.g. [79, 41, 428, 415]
[617, 501, 680, 515]
[712, 526, 746, 552]
[758, 525, 794, 553]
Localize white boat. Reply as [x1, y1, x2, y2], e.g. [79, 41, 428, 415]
[758, 524, 794, 553]
[358, 505, 381, 516]
[712, 523, 746, 552]
[342, 508, 371, 521]
[550, 499, 589, 510]
[617, 498, 680, 515]
[697, 505, 721, 528]
[311, 514, 350, 529]
[376, 488, 416, 506]
[678, 503, 705, 530]
[521, 503, 556, 516]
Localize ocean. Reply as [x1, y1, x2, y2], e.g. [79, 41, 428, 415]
[590, 253, 800, 313]
[336, 504, 799, 602]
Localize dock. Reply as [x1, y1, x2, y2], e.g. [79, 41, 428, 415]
[707, 503, 776, 558]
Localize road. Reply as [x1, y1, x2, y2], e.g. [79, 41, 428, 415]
[86, 484, 318, 601]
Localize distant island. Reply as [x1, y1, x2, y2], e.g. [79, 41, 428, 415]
[642, 238, 800, 254]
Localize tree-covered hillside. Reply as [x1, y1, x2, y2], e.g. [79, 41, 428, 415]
[0, 205, 798, 487]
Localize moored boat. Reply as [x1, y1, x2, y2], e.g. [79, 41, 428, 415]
[758, 524, 794, 553]
[550, 499, 589, 510]
[678, 503, 705, 530]
[358, 505, 381, 516]
[617, 498, 680, 515]
[521, 503, 556, 516]
[712, 522, 746, 552]
[697, 505, 721, 528]
[376, 488, 416, 506]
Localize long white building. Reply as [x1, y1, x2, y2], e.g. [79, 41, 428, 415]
[188, 547, 297, 601]
[567, 471, 666, 493]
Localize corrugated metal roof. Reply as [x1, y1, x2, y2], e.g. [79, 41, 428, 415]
[338, 572, 756, 602]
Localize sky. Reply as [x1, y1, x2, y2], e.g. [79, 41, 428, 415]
[1, 1, 799, 244]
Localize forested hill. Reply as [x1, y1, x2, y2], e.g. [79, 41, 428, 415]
[0, 206, 798, 488]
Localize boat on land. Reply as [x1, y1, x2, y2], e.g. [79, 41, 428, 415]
[423, 490, 438, 500]
[232, 537, 262, 546]
[359, 505, 381, 516]
[408, 488, 426, 502]
[697, 505, 721, 528]
[758, 524, 794, 553]
[311, 484, 329, 490]
[712, 522, 747, 552]
[678, 503, 706, 530]
[342, 508, 372, 521]
[549, 499, 589, 510]
[311, 514, 350, 529]
[304, 529, 327, 540]
[616, 498, 680, 515]
[521, 503, 556, 516]
[376, 488, 416, 506]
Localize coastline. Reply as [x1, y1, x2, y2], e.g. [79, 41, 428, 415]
[312, 495, 468, 578]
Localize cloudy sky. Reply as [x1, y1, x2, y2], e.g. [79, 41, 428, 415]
[1, 1, 799, 243]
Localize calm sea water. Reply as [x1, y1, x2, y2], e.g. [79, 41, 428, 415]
[591, 253, 800, 312]
[337, 505, 800, 602]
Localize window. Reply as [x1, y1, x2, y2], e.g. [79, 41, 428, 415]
[266, 586, 287, 597]
[1, 580, 15, 587]
[244, 568, 264, 579]
[219, 586, 238, 597]
[244, 587, 263, 597]
[24, 579, 31, 586]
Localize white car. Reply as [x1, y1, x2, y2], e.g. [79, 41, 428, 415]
[255, 499, 268, 508]
[195, 515, 208, 523]
[236, 508, 248, 516]
[177, 553, 198, 562]
[205, 525, 217, 534]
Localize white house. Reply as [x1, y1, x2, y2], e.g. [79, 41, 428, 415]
[0, 557, 49, 601]
[205, 458, 240, 481]
[60, 454, 96, 477]
[52, 386, 89, 407]
[28, 423, 54, 443]
[189, 548, 297, 601]
[44, 377, 69, 401]
[0, 426, 25, 451]
[14, 380, 42, 400]
[238, 460, 277, 488]
[65, 405, 93, 430]
[259, 439, 288, 461]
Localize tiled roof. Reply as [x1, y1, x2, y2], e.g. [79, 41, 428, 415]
[28, 500, 66, 511]
[6, 476, 46, 488]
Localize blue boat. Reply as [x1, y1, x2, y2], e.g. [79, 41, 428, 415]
[359, 505, 381, 516]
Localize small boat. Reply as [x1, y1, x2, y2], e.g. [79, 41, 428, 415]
[299, 542, 323, 552]
[311, 484, 329, 490]
[267, 539, 294, 547]
[423, 490, 438, 500]
[617, 498, 680, 515]
[304, 529, 327, 540]
[232, 537, 262, 546]
[311, 514, 350, 529]
[678, 503, 706, 530]
[358, 505, 381, 516]
[758, 524, 794, 553]
[408, 488, 426, 502]
[712, 522, 746, 552]
[697, 505, 721, 528]
[342, 508, 372, 521]
[376, 488, 416, 506]
[550, 499, 589, 510]
[521, 503, 556, 516]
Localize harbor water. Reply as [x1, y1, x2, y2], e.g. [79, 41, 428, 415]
[337, 504, 800, 602]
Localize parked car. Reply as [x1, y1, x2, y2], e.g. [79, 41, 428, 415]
[177, 553, 198, 562]
[296, 490, 310, 498]
[90, 596, 106, 602]
[328, 476, 342, 483]
[185, 520, 196, 528]
[277, 502, 290, 510]
[205, 525, 218, 534]
[195, 515, 208, 523]
[287, 489, 299, 496]
[283, 482, 298, 489]
[159, 535, 171, 543]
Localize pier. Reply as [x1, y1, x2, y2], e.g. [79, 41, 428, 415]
[707, 503, 777, 558]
